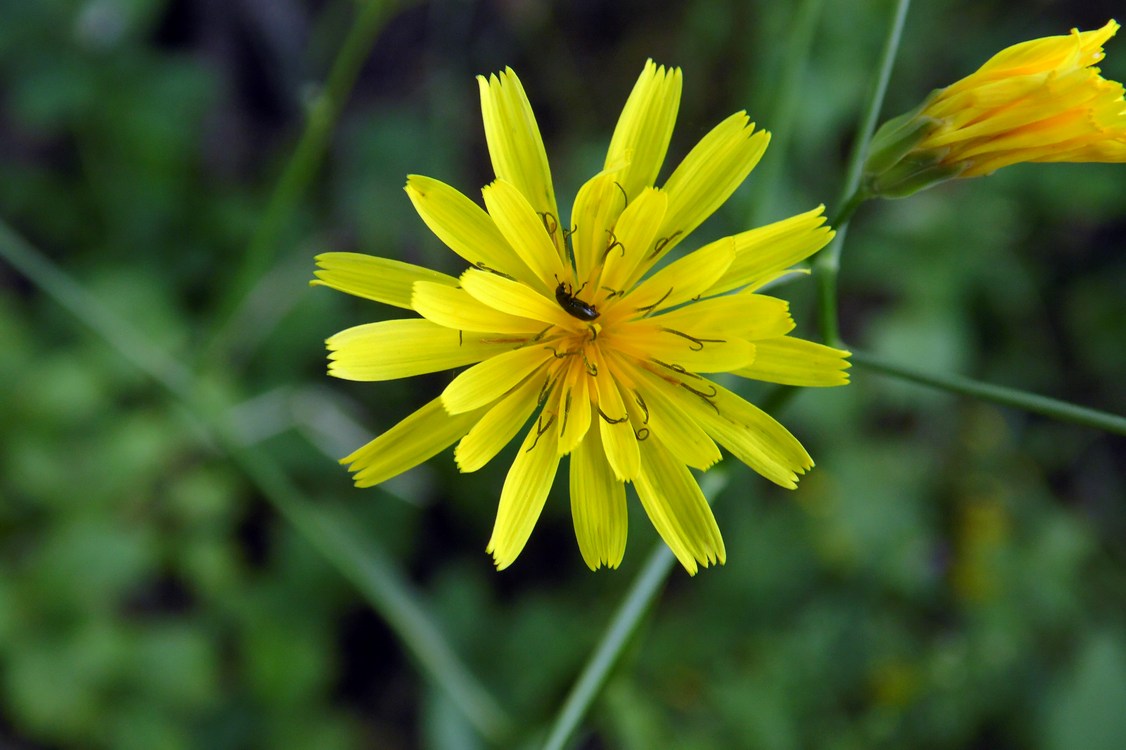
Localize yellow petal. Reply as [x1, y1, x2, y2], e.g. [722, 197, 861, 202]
[570, 172, 628, 282]
[405, 175, 536, 284]
[311, 252, 458, 309]
[656, 112, 770, 260]
[591, 349, 640, 481]
[412, 281, 547, 334]
[945, 20, 1118, 94]
[604, 60, 682, 202]
[460, 268, 571, 326]
[487, 416, 561, 570]
[634, 436, 725, 575]
[653, 292, 794, 341]
[455, 375, 544, 473]
[482, 179, 567, 290]
[477, 69, 559, 240]
[702, 206, 835, 296]
[556, 360, 593, 456]
[569, 424, 628, 570]
[733, 337, 851, 387]
[685, 381, 813, 489]
[607, 322, 754, 373]
[598, 186, 668, 295]
[342, 397, 484, 488]
[327, 319, 510, 381]
[626, 235, 734, 312]
[744, 268, 812, 294]
[631, 366, 722, 470]
[441, 345, 552, 414]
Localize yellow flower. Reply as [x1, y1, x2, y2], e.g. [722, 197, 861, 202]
[866, 20, 1126, 196]
[313, 61, 849, 574]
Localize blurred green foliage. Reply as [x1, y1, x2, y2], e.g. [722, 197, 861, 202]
[1, 0, 1124, 748]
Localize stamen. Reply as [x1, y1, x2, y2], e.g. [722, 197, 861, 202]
[633, 392, 650, 424]
[527, 413, 557, 451]
[635, 287, 673, 318]
[597, 407, 628, 424]
[649, 230, 683, 259]
[537, 376, 553, 405]
[613, 181, 628, 207]
[680, 382, 720, 413]
[601, 230, 625, 261]
[559, 391, 572, 436]
[474, 261, 516, 281]
[661, 328, 726, 351]
[651, 358, 701, 379]
[546, 345, 579, 359]
[538, 211, 559, 238]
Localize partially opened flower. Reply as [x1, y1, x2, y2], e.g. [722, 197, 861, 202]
[865, 19, 1126, 197]
[313, 61, 849, 574]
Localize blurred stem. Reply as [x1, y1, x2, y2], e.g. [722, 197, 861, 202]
[744, 0, 824, 227]
[540, 474, 728, 750]
[202, 408, 515, 742]
[828, 187, 867, 229]
[208, 0, 402, 362]
[813, 0, 911, 347]
[851, 349, 1126, 435]
[0, 217, 513, 742]
[0, 220, 194, 399]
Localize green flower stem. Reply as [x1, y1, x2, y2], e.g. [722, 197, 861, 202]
[208, 0, 403, 360]
[0, 217, 513, 742]
[540, 473, 728, 750]
[851, 349, 1126, 435]
[813, 0, 912, 347]
[828, 187, 868, 229]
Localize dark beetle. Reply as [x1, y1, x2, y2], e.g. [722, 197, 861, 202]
[555, 280, 600, 321]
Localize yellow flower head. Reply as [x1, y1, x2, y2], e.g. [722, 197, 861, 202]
[313, 61, 849, 574]
[866, 20, 1126, 196]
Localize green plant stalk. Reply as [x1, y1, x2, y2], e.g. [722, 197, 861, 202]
[538, 545, 674, 750]
[540, 473, 728, 750]
[851, 349, 1126, 435]
[0, 218, 513, 742]
[209, 0, 401, 358]
[813, 0, 912, 347]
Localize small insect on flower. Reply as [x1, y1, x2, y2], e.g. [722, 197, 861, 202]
[554, 279, 600, 321]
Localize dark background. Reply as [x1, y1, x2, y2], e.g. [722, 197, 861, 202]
[1, 0, 1124, 747]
